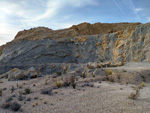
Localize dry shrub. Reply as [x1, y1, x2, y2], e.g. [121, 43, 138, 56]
[1, 102, 21, 111]
[55, 75, 76, 88]
[70, 75, 76, 89]
[108, 76, 114, 82]
[63, 75, 71, 87]
[56, 80, 64, 88]
[10, 102, 21, 111]
[105, 69, 112, 75]
[139, 82, 146, 88]
[0, 88, 2, 96]
[128, 89, 140, 100]
[41, 88, 53, 95]
[61, 64, 70, 74]
[76, 36, 88, 42]
[128, 82, 146, 100]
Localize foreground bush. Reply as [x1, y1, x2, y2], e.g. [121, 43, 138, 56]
[0, 88, 2, 96]
[10, 102, 21, 111]
[128, 82, 146, 100]
[105, 69, 112, 75]
[1, 101, 21, 111]
[24, 88, 31, 94]
[56, 80, 64, 88]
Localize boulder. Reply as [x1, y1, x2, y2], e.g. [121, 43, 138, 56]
[0, 67, 38, 80]
[26, 67, 38, 78]
[8, 68, 25, 81]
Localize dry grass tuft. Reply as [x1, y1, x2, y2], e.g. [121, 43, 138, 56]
[105, 69, 113, 75]
[128, 82, 146, 100]
[56, 80, 64, 88]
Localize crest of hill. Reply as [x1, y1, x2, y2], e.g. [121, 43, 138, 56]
[14, 22, 141, 41]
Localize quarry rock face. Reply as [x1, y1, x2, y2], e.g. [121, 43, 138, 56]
[0, 22, 150, 75]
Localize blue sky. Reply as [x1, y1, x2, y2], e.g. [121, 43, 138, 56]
[0, 0, 150, 45]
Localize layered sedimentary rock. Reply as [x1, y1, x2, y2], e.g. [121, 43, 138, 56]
[14, 22, 141, 40]
[0, 22, 150, 74]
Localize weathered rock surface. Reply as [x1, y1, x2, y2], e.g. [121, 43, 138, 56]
[0, 67, 39, 80]
[0, 22, 150, 75]
[0, 68, 24, 80]
[14, 22, 141, 41]
[26, 67, 38, 78]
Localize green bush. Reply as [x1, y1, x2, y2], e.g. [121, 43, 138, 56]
[0, 88, 2, 96]
[11, 86, 15, 93]
[10, 102, 21, 111]
[72, 83, 76, 89]
[1, 101, 21, 111]
[24, 88, 31, 94]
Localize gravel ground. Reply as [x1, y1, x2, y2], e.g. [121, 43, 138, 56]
[1, 62, 150, 113]
[0, 77, 150, 113]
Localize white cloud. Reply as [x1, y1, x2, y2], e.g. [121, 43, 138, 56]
[134, 8, 143, 12]
[0, 35, 13, 45]
[0, 0, 98, 23]
[0, 0, 98, 45]
[0, 39, 8, 46]
[147, 17, 150, 22]
[22, 0, 98, 23]
[0, 23, 21, 45]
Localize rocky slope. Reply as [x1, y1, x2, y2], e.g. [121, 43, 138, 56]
[1, 22, 150, 74]
[14, 22, 140, 40]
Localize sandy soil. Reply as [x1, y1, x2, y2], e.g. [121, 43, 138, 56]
[0, 75, 150, 113]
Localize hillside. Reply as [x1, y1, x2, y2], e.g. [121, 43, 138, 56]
[1, 22, 150, 74]
[0, 23, 150, 73]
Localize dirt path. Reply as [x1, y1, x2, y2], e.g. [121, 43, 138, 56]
[103, 62, 150, 71]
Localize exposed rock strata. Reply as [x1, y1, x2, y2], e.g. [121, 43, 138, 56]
[14, 22, 141, 40]
[0, 22, 150, 75]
